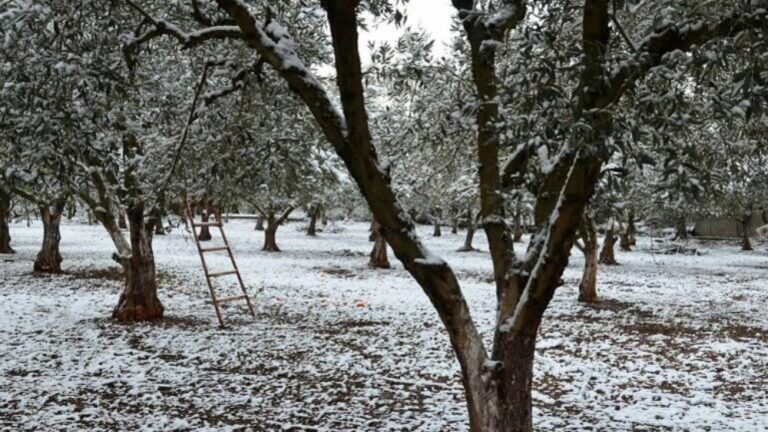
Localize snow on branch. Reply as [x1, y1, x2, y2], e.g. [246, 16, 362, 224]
[606, 9, 768, 107]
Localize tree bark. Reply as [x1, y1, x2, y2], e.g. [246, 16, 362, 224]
[0, 190, 13, 254]
[113, 205, 163, 321]
[255, 216, 265, 231]
[433, 218, 442, 237]
[740, 218, 753, 251]
[619, 221, 632, 251]
[457, 205, 476, 252]
[627, 210, 636, 246]
[321, 207, 328, 225]
[118, 208, 128, 230]
[675, 215, 687, 240]
[307, 204, 319, 236]
[513, 208, 524, 242]
[198, 207, 213, 241]
[263, 210, 281, 252]
[34, 204, 64, 273]
[599, 222, 618, 265]
[578, 215, 599, 303]
[369, 217, 390, 268]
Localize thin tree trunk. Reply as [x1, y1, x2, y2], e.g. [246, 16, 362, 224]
[369, 217, 390, 268]
[578, 215, 599, 303]
[433, 218, 442, 237]
[513, 208, 524, 242]
[451, 213, 459, 234]
[0, 191, 13, 254]
[255, 216, 265, 231]
[307, 205, 319, 236]
[113, 205, 163, 321]
[321, 207, 328, 225]
[263, 210, 280, 252]
[457, 205, 476, 252]
[599, 222, 618, 265]
[741, 218, 753, 251]
[34, 205, 64, 273]
[627, 210, 636, 246]
[619, 218, 632, 252]
[675, 215, 687, 240]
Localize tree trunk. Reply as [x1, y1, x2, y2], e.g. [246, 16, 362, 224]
[578, 215, 599, 303]
[457, 205, 476, 252]
[675, 215, 687, 240]
[599, 222, 618, 265]
[198, 208, 212, 241]
[321, 207, 328, 225]
[255, 216, 265, 231]
[152, 207, 165, 236]
[118, 208, 127, 230]
[451, 214, 459, 234]
[113, 206, 163, 321]
[513, 209, 524, 243]
[0, 191, 13, 254]
[740, 218, 753, 251]
[627, 210, 636, 246]
[34, 205, 64, 273]
[307, 205, 319, 236]
[433, 218, 442, 237]
[495, 333, 537, 432]
[263, 211, 280, 252]
[619, 223, 632, 251]
[369, 218, 390, 268]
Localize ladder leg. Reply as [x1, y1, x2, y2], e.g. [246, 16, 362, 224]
[187, 199, 227, 328]
[217, 224, 257, 319]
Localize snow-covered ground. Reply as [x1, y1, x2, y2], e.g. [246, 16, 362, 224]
[1, 220, 766, 431]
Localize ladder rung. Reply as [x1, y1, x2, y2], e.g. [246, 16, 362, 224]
[207, 270, 238, 278]
[200, 246, 229, 253]
[194, 222, 221, 227]
[215, 295, 248, 304]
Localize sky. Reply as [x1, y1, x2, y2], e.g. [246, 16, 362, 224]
[360, 0, 456, 61]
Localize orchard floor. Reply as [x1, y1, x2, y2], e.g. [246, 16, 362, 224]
[1, 220, 767, 431]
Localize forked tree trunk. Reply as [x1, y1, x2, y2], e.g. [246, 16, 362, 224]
[34, 205, 64, 273]
[433, 218, 442, 237]
[113, 206, 163, 321]
[263, 211, 280, 252]
[369, 218, 390, 268]
[198, 208, 212, 241]
[740, 218, 753, 251]
[599, 222, 618, 265]
[0, 191, 13, 254]
[457, 205, 476, 252]
[675, 215, 687, 240]
[307, 205, 319, 236]
[255, 216, 265, 231]
[578, 215, 599, 303]
[513, 209, 524, 242]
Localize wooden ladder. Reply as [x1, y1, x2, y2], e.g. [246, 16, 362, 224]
[185, 201, 256, 327]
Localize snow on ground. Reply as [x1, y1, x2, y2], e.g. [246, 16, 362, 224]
[1, 219, 767, 431]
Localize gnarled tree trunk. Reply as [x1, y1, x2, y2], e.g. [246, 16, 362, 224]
[34, 204, 65, 273]
[578, 214, 599, 303]
[369, 217, 390, 268]
[113, 205, 163, 321]
[0, 191, 13, 254]
[599, 222, 618, 265]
